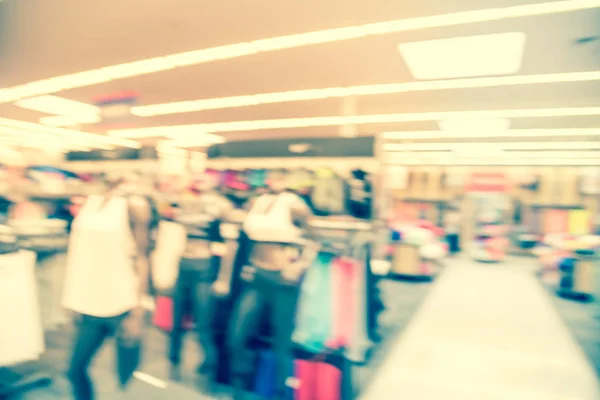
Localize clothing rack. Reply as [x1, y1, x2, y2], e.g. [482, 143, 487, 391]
[306, 217, 378, 363]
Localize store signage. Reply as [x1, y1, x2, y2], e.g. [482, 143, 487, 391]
[66, 147, 158, 162]
[288, 143, 312, 154]
[466, 172, 508, 192]
[209, 137, 374, 158]
[93, 90, 138, 124]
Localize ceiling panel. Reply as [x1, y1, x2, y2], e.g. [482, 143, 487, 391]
[0, 0, 598, 149]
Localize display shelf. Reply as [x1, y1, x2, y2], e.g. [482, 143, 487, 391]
[527, 203, 585, 210]
[387, 241, 444, 281]
[556, 248, 597, 303]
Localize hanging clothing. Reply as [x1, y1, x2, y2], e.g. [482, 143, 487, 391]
[330, 257, 356, 348]
[580, 167, 600, 195]
[62, 195, 138, 318]
[311, 169, 346, 216]
[293, 252, 335, 353]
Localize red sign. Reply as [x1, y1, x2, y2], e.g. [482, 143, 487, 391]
[466, 172, 508, 192]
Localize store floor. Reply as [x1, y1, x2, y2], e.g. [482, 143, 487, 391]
[7, 279, 432, 399]
[360, 258, 600, 400]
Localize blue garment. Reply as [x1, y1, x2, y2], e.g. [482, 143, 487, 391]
[254, 350, 277, 398]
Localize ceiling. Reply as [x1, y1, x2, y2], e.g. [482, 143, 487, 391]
[0, 0, 598, 149]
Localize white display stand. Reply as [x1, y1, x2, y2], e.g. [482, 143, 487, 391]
[0, 249, 52, 397]
[0, 250, 44, 366]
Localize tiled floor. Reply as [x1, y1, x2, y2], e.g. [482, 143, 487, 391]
[6, 256, 599, 399]
[360, 259, 600, 400]
[6, 278, 432, 399]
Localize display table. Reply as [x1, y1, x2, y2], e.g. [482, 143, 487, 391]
[388, 223, 447, 281]
[557, 248, 597, 302]
[535, 234, 599, 302]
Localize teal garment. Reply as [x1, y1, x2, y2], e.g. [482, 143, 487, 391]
[248, 169, 267, 188]
[292, 252, 335, 353]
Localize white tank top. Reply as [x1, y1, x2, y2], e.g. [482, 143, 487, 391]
[62, 195, 138, 317]
[244, 192, 303, 244]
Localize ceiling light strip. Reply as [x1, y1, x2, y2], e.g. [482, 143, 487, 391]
[131, 71, 600, 116]
[382, 128, 600, 140]
[386, 158, 600, 166]
[108, 108, 600, 138]
[384, 141, 600, 151]
[0, 117, 140, 148]
[1, 0, 598, 103]
[385, 151, 600, 158]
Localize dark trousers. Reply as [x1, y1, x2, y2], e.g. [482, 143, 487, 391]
[227, 268, 300, 396]
[67, 312, 129, 400]
[169, 258, 218, 374]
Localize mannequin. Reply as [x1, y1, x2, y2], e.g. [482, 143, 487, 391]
[228, 181, 317, 400]
[168, 175, 235, 391]
[62, 176, 151, 400]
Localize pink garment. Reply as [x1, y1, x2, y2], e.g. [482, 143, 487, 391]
[294, 360, 316, 400]
[153, 296, 174, 332]
[153, 296, 193, 333]
[315, 362, 342, 400]
[294, 361, 341, 400]
[329, 258, 355, 349]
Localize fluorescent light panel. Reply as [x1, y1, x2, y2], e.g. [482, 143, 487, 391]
[398, 32, 526, 80]
[1, 0, 597, 103]
[40, 114, 102, 127]
[438, 118, 511, 132]
[15, 95, 100, 117]
[0, 117, 140, 149]
[385, 150, 600, 158]
[384, 141, 600, 151]
[109, 107, 600, 138]
[382, 128, 600, 140]
[131, 71, 600, 117]
[386, 158, 600, 166]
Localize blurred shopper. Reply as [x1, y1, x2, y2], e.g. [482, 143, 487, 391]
[61, 176, 152, 400]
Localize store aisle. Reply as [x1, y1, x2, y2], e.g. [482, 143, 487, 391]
[360, 260, 600, 400]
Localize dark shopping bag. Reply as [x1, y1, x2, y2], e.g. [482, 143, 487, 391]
[116, 335, 142, 389]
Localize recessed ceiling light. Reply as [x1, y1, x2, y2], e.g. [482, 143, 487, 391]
[0, 1, 595, 103]
[438, 118, 511, 132]
[15, 95, 100, 116]
[398, 32, 526, 80]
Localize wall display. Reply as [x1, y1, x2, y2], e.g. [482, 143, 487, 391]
[464, 172, 511, 263]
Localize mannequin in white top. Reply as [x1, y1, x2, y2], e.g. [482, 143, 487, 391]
[62, 176, 151, 400]
[229, 180, 318, 400]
